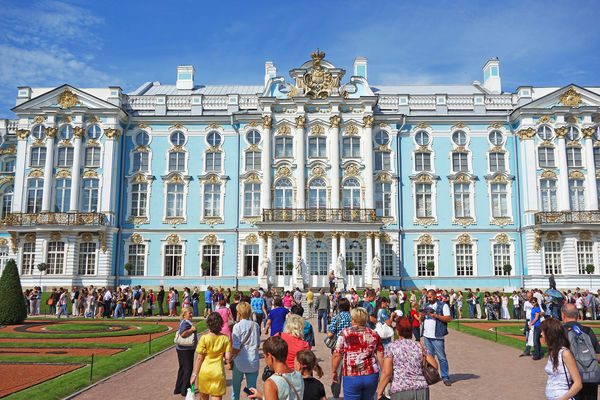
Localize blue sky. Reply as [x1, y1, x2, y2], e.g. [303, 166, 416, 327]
[0, 0, 599, 117]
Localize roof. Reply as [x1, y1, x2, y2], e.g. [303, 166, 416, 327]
[129, 82, 263, 96]
[371, 84, 485, 95]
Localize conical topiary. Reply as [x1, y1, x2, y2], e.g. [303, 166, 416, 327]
[0, 259, 27, 325]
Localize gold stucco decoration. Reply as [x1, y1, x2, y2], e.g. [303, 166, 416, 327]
[204, 234, 217, 245]
[417, 123, 430, 129]
[580, 231, 592, 241]
[537, 116, 552, 124]
[0, 238, 7, 246]
[81, 232, 93, 243]
[28, 169, 44, 178]
[9, 232, 18, 253]
[559, 88, 582, 107]
[277, 166, 291, 178]
[491, 175, 508, 183]
[277, 125, 291, 135]
[56, 169, 71, 178]
[245, 173, 261, 183]
[50, 232, 61, 241]
[46, 127, 57, 139]
[517, 128, 536, 140]
[73, 127, 85, 139]
[87, 115, 100, 123]
[98, 231, 107, 252]
[33, 115, 45, 124]
[24, 233, 36, 243]
[245, 234, 257, 244]
[0, 145, 17, 155]
[541, 170, 557, 179]
[555, 127, 568, 139]
[547, 231, 559, 241]
[16, 129, 30, 140]
[330, 115, 341, 128]
[311, 125, 325, 135]
[297, 49, 342, 99]
[495, 233, 509, 244]
[569, 170, 584, 179]
[310, 166, 325, 178]
[205, 174, 221, 184]
[418, 234, 433, 245]
[166, 234, 180, 245]
[261, 116, 273, 129]
[582, 127, 595, 139]
[376, 173, 392, 183]
[414, 174, 433, 184]
[345, 125, 358, 135]
[82, 170, 98, 178]
[457, 233, 472, 244]
[58, 88, 82, 108]
[363, 115, 374, 128]
[104, 128, 120, 140]
[345, 164, 359, 177]
[130, 233, 143, 244]
[295, 116, 306, 129]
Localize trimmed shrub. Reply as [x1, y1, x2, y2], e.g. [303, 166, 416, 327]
[0, 259, 27, 325]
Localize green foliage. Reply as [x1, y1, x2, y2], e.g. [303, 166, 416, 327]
[285, 262, 294, 271]
[123, 262, 134, 275]
[503, 264, 512, 274]
[345, 261, 355, 271]
[36, 263, 48, 273]
[201, 260, 210, 272]
[425, 261, 435, 271]
[586, 264, 595, 275]
[0, 259, 27, 325]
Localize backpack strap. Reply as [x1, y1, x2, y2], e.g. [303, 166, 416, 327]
[276, 373, 301, 400]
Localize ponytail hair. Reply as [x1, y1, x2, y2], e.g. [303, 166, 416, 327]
[295, 350, 323, 378]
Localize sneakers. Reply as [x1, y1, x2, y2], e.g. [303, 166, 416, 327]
[443, 380, 452, 386]
[519, 353, 531, 357]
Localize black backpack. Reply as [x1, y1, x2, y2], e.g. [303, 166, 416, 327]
[568, 326, 600, 383]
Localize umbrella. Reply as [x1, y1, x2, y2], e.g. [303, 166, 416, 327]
[546, 289, 563, 299]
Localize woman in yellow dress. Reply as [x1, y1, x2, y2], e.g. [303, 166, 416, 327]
[190, 312, 232, 399]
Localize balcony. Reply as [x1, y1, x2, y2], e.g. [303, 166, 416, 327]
[2, 212, 106, 227]
[262, 208, 378, 223]
[534, 211, 600, 225]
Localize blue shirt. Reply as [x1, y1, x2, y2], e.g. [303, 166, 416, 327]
[531, 306, 542, 326]
[250, 297, 265, 315]
[268, 307, 289, 336]
[232, 319, 260, 373]
[327, 311, 352, 336]
[363, 301, 375, 329]
[176, 319, 197, 351]
[204, 291, 212, 304]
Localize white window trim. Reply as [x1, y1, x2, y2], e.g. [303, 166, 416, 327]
[162, 175, 189, 223]
[273, 136, 294, 159]
[374, 175, 396, 221]
[452, 235, 478, 277]
[411, 176, 438, 224]
[129, 148, 152, 174]
[165, 148, 189, 175]
[198, 237, 225, 277]
[413, 236, 439, 277]
[168, 127, 189, 147]
[160, 236, 186, 277]
[243, 148, 262, 172]
[126, 175, 153, 222]
[76, 239, 99, 276]
[542, 237, 563, 275]
[449, 126, 472, 174]
[450, 179, 476, 223]
[203, 149, 224, 175]
[487, 179, 514, 222]
[201, 178, 226, 220]
[489, 236, 516, 276]
[79, 176, 103, 213]
[83, 143, 104, 168]
[307, 135, 328, 159]
[124, 236, 150, 276]
[537, 146, 556, 169]
[241, 125, 263, 147]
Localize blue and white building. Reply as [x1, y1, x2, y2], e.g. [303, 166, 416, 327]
[0, 50, 599, 290]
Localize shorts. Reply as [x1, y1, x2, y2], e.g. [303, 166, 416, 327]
[205, 303, 212, 310]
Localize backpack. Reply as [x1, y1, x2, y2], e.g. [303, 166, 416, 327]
[134, 290, 141, 300]
[567, 325, 600, 383]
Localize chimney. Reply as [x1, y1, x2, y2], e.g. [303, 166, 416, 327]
[353, 57, 367, 79]
[264, 61, 277, 86]
[482, 58, 501, 94]
[176, 65, 195, 90]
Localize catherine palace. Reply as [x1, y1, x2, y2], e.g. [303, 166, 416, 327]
[0, 50, 598, 291]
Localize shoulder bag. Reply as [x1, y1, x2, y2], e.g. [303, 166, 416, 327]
[276, 373, 301, 400]
[174, 321, 196, 347]
[324, 315, 338, 349]
[375, 310, 394, 339]
[229, 321, 255, 370]
[420, 342, 441, 385]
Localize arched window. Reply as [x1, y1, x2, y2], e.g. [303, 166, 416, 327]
[54, 178, 71, 212]
[274, 178, 293, 209]
[166, 183, 184, 218]
[346, 240, 363, 275]
[308, 240, 328, 275]
[81, 179, 99, 213]
[1, 184, 13, 218]
[27, 178, 43, 213]
[2, 157, 15, 172]
[342, 178, 360, 209]
[275, 240, 292, 276]
[203, 183, 221, 217]
[308, 178, 327, 209]
[170, 131, 185, 146]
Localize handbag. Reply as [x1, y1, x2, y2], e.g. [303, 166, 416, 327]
[174, 321, 196, 347]
[375, 322, 394, 340]
[324, 315, 338, 350]
[262, 365, 275, 382]
[277, 373, 301, 400]
[420, 343, 441, 385]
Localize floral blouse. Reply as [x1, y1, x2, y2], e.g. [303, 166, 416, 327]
[334, 326, 383, 376]
[384, 338, 430, 393]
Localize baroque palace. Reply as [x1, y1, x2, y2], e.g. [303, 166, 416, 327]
[0, 50, 599, 290]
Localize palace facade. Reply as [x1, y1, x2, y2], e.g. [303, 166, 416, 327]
[0, 51, 599, 290]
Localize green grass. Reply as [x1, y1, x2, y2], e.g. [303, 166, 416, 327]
[450, 321, 548, 354]
[0, 342, 128, 349]
[44, 323, 119, 332]
[0, 322, 168, 338]
[495, 324, 600, 336]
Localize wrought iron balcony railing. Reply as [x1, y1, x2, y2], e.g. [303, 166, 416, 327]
[2, 212, 106, 226]
[534, 211, 600, 225]
[262, 208, 378, 223]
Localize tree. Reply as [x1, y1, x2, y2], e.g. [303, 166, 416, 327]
[201, 260, 211, 275]
[345, 261, 355, 275]
[503, 264, 512, 287]
[123, 262, 134, 276]
[285, 262, 294, 273]
[36, 263, 48, 288]
[0, 259, 28, 325]
[586, 264, 595, 289]
[426, 262, 435, 287]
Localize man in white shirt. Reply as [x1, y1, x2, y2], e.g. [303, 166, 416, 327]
[511, 291, 521, 319]
[520, 292, 534, 357]
[421, 289, 452, 386]
[533, 290, 545, 308]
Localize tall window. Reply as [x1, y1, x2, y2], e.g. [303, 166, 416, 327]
[78, 243, 96, 275]
[538, 147, 555, 168]
[381, 243, 394, 276]
[375, 151, 391, 171]
[544, 241, 562, 274]
[47, 241, 65, 274]
[342, 178, 361, 209]
[205, 152, 221, 172]
[417, 244, 435, 277]
[274, 137, 293, 158]
[244, 244, 258, 276]
[55, 178, 71, 212]
[132, 152, 149, 172]
[131, 183, 148, 217]
[489, 152, 506, 172]
[453, 183, 471, 218]
[81, 179, 99, 213]
[452, 152, 468, 172]
[30, 147, 46, 167]
[569, 179, 585, 211]
[577, 241, 593, 274]
[594, 147, 600, 169]
[376, 182, 391, 218]
[169, 151, 186, 172]
[308, 179, 327, 210]
[202, 245, 220, 276]
[455, 243, 474, 276]
[27, 178, 43, 213]
[346, 241, 363, 275]
[127, 244, 146, 276]
[566, 147, 583, 168]
[85, 146, 101, 167]
[245, 151, 261, 170]
[203, 183, 221, 217]
[164, 244, 182, 276]
[491, 183, 508, 217]
[540, 179, 557, 212]
[415, 183, 432, 218]
[166, 183, 184, 218]
[1, 185, 13, 218]
[308, 137, 326, 158]
[21, 242, 35, 275]
[493, 243, 511, 275]
[2, 157, 15, 172]
[244, 183, 260, 217]
[309, 241, 328, 275]
[342, 137, 360, 158]
[275, 241, 292, 275]
[414, 152, 431, 171]
[274, 178, 293, 209]
[56, 147, 74, 167]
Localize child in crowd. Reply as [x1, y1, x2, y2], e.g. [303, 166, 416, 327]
[295, 350, 326, 400]
[410, 302, 421, 341]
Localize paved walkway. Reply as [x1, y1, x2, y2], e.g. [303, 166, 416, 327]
[73, 317, 548, 399]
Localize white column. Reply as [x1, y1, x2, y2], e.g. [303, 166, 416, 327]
[363, 116, 375, 209]
[523, 138, 537, 212]
[292, 232, 300, 283]
[13, 130, 29, 212]
[365, 232, 373, 285]
[101, 129, 119, 219]
[374, 233, 381, 258]
[41, 128, 57, 211]
[330, 116, 341, 209]
[331, 233, 338, 273]
[260, 117, 272, 211]
[295, 116, 306, 209]
[69, 128, 84, 211]
[339, 232, 346, 260]
[266, 233, 273, 266]
[556, 129, 570, 211]
[583, 129, 599, 210]
[301, 233, 307, 281]
[258, 233, 265, 267]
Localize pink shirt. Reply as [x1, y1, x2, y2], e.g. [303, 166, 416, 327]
[216, 307, 233, 339]
[283, 296, 293, 308]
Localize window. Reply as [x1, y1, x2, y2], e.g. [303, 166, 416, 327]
[245, 151, 261, 170]
[275, 241, 292, 275]
[59, 125, 73, 140]
[205, 152, 221, 172]
[381, 243, 394, 276]
[566, 126, 580, 141]
[577, 241, 593, 274]
[342, 178, 361, 209]
[30, 147, 46, 167]
[453, 183, 471, 218]
[544, 241, 562, 274]
[135, 131, 150, 146]
[452, 152, 468, 172]
[78, 243, 96, 275]
[81, 179, 99, 213]
[168, 151, 186, 172]
[309, 241, 328, 276]
[569, 179, 585, 211]
[493, 243, 511, 275]
[31, 125, 45, 140]
[342, 137, 360, 158]
[85, 146, 101, 167]
[415, 130, 430, 146]
[131, 183, 148, 217]
[375, 130, 389, 145]
[489, 130, 504, 145]
[414, 152, 431, 172]
[375, 151, 391, 170]
[566, 147, 583, 168]
[489, 152, 506, 172]
[21, 242, 35, 275]
[540, 179, 557, 212]
[274, 137, 293, 158]
[241, 244, 258, 276]
[166, 183, 184, 218]
[455, 243, 473, 276]
[452, 130, 467, 146]
[203, 183, 221, 217]
[27, 178, 43, 213]
[164, 244, 182, 276]
[491, 183, 508, 218]
[47, 241, 65, 274]
[57, 147, 74, 167]
[2, 157, 15, 172]
[244, 183, 260, 217]
[415, 183, 432, 218]
[308, 137, 326, 158]
[376, 182, 391, 217]
[537, 125, 553, 140]
[128, 244, 146, 276]
[132, 152, 149, 172]
[346, 241, 363, 275]
[246, 130, 261, 145]
[538, 147, 555, 168]
[87, 125, 101, 139]
[207, 131, 221, 147]
[308, 178, 327, 211]
[417, 244, 435, 277]
[170, 131, 185, 146]
[1, 185, 13, 218]
[55, 178, 71, 212]
[594, 147, 600, 168]
[274, 178, 293, 209]
[202, 244, 220, 276]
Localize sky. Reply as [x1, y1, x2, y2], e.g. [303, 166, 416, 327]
[0, 0, 599, 118]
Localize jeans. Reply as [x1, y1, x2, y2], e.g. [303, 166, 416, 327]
[523, 320, 531, 355]
[513, 306, 520, 320]
[158, 300, 164, 316]
[413, 326, 421, 341]
[175, 349, 195, 395]
[192, 300, 199, 317]
[468, 303, 474, 319]
[114, 303, 125, 319]
[318, 309, 328, 333]
[57, 304, 69, 318]
[342, 373, 379, 400]
[307, 302, 313, 318]
[424, 337, 449, 381]
[231, 363, 258, 400]
[49, 304, 56, 315]
[532, 325, 542, 359]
